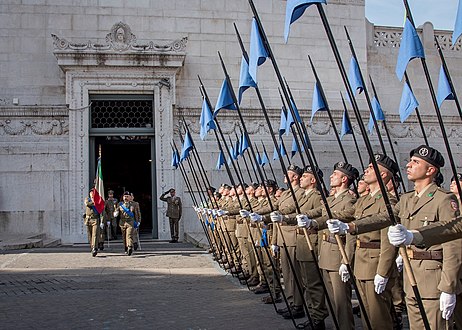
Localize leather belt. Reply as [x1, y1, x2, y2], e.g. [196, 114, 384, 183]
[236, 219, 244, 224]
[356, 239, 381, 249]
[250, 223, 258, 228]
[322, 232, 341, 245]
[297, 228, 317, 235]
[407, 247, 443, 260]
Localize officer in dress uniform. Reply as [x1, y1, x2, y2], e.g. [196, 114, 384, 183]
[160, 188, 182, 243]
[114, 191, 136, 256]
[84, 189, 101, 257]
[327, 154, 399, 330]
[299, 161, 359, 330]
[104, 190, 118, 240]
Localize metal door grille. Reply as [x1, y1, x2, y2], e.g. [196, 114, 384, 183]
[91, 99, 153, 128]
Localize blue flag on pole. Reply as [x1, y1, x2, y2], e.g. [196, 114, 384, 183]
[238, 55, 257, 104]
[273, 138, 287, 160]
[311, 82, 327, 123]
[239, 132, 249, 156]
[171, 148, 180, 169]
[216, 150, 225, 170]
[436, 65, 454, 107]
[285, 100, 302, 136]
[214, 79, 236, 118]
[256, 150, 262, 166]
[368, 96, 385, 133]
[453, 0, 462, 46]
[284, 0, 327, 43]
[396, 18, 425, 81]
[291, 136, 305, 157]
[199, 98, 216, 140]
[180, 131, 194, 162]
[279, 108, 287, 137]
[340, 110, 352, 139]
[261, 148, 269, 166]
[399, 81, 419, 123]
[249, 18, 269, 85]
[347, 56, 364, 95]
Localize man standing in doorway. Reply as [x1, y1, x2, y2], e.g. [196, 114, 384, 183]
[160, 188, 182, 243]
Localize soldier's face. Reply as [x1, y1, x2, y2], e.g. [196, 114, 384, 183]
[357, 180, 369, 195]
[108, 193, 113, 198]
[330, 170, 344, 188]
[363, 164, 386, 184]
[406, 156, 434, 182]
[245, 186, 254, 196]
[450, 179, 462, 196]
[300, 173, 315, 189]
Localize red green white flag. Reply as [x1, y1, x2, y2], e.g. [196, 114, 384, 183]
[93, 157, 105, 214]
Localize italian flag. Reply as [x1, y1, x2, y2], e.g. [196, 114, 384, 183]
[93, 157, 105, 214]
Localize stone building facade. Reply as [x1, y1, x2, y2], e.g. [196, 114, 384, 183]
[1, 0, 461, 243]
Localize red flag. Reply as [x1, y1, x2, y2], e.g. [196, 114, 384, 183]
[93, 158, 105, 214]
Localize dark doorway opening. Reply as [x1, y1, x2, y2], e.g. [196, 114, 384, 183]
[95, 136, 153, 234]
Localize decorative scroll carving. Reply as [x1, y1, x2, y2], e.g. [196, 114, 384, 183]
[52, 21, 187, 53]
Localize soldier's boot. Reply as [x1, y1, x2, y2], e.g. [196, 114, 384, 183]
[91, 248, 98, 257]
[127, 246, 133, 256]
[282, 305, 304, 319]
[133, 242, 139, 251]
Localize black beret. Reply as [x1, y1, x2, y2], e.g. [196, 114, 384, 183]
[435, 172, 444, 186]
[250, 182, 259, 189]
[263, 179, 278, 189]
[370, 154, 399, 175]
[410, 145, 445, 168]
[239, 182, 249, 189]
[287, 164, 303, 177]
[333, 161, 359, 181]
[451, 173, 462, 182]
[108, 189, 114, 194]
[208, 186, 216, 193]
[303, 165, 323, 179]
[123, 191, 130, 196]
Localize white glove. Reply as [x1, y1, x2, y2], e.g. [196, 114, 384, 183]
[338, 264, 350, 283]
[239, 209, 250, 218]
[374, 274, 389, 294]
[193, 206, 198, 212]
[271, 244, 279, 255]
[201, 208, 207, 215]
[440, 292, 457, 320]
[207, 209, 212, 215]
[217, 209, 228, 216]
[113, 210, 119, 217]
[395, 255, 403, 273]
[388, 224, 413, 246]
[106, 221, 111, 227]
[270, 211, 283, 223]
[99, 222, 105, 230]
[211, 209, 217, 216]
[249, 212, 262, 223]
[327, 219, 349, 235]
[296, 214, 312, 228]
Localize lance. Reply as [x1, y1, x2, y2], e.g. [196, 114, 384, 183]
[277, 87, 305, 166]
[274, 1, 432, 327]
[199, 78, 288, 317]
[434, 37, 462, 121]
[344, 27, 402, 196]
[340, 93, 365, 172]
[237, 127, 258, 183]
[232, 26, 342, 329]
[171, 141, 216, 257]
[403, 0, 462, 199]
[369, 76, 407, 193]
[216, 49, 317, 326]
[228, 135, 246, 184]
[260, 141, 278, 182]
[344, 26, 387, 156]
[180, 119, 249, 282]
[252, 142, 269, 181]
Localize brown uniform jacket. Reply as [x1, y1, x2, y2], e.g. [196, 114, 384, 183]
[296, 189, 322, 261]
[160, 193, 182, 219]
[103, 197, 118, 221]
[84, 197, 100, 220]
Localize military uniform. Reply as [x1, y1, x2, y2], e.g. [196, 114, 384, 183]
[84, 194, 101, 256]
[132, 198, 142, 249]
[117, 194, 136, 255]
[160, 190, 182, 242]
[104, 195, 118, 239]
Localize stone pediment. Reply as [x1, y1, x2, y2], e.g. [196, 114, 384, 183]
[52, 22, 187, 69]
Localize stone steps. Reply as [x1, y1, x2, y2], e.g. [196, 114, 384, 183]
[0, 233, 61, 251]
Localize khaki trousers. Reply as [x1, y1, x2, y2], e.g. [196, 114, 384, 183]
[323, 269, 354, 329]
[357, 279, 394, 330]
[296, 260, 328, 321]
[406, 296, 453, 330]
[86, 219, 98, 249]
[280, 246, 301, 306]
[120, 219, 134, 249]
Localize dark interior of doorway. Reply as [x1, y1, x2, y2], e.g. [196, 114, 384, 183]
[95, 136, 152, 234]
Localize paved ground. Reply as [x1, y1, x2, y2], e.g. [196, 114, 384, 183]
[0, 236, 409, 330]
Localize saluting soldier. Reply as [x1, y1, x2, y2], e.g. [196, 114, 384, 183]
[160, 188, 182, 243]
[104, 190, 118, 240]
[327, 154, 399, 330]
[115, 191, 136, 256]
[84, 189, 101, 257]
[299, 161, 359, 330]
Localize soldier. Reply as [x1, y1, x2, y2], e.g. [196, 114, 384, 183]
[131, 193, 142, 250]
[338, 146, 461, 329]
[298, 161, 359, 330]
[327, 154, 399, 330]
[357, 174, 370, 197]
[104, 190, 118, 240]
[114, 191, 136, 255]
[84, 189, 101, 257]
[160, 188, 182, 243]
